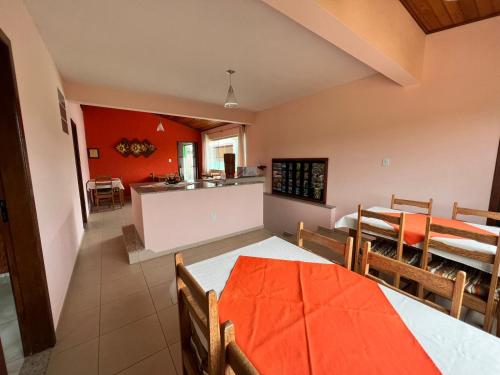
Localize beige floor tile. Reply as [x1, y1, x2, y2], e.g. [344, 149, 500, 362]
[54, 307, 99, 354]
[141, 254, 174, 272]
[157, 306, 180, 345]
[101, 272, 148, 305]
[100, 289, 155, 334]
[116, 348, 177, 375]
[101, 262, 142, 284]
[63, 286, 101, 316]
[168, 342, 182, 375]
[69, 274, 101, 296]
[47, 338, 98, 375]
[142, 264, 175, 288]
[149, 282, 174, 311]
[99, 314, 166, 375]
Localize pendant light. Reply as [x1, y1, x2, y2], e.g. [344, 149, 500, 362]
[224, 69, 238, 108]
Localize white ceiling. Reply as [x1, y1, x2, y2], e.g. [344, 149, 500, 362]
[24, 0, 375, 111]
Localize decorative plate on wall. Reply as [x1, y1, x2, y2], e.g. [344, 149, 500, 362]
[115, 139, 156, 157]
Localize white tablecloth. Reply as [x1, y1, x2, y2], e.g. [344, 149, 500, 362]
[335, 206, 500, 273]
[86, 178, 124, 191]
[182, 236, 500, 374]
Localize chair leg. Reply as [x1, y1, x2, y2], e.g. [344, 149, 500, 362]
[496, 301, 500, 337]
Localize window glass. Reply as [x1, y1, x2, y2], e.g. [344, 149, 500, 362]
[207, 136, 238, 171]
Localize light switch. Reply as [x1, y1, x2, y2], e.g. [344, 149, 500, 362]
[382, 158, 390, 167]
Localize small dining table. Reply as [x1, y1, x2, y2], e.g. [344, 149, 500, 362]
[86, 178, 125, 207]
[335, 206, 500, 273]
[182, 236, 500, 374]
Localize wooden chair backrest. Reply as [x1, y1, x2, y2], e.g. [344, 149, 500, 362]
[361, 242, 466, 319]
[452, 202, 500, 222]
[221, 321, 259, 375]
[355, 205, 406, 286]
[420, 216, 500, 330]
[95, 179, 113, 196]
[296, 221, 353, 270]
[391, 194, 433, 215]
[95, 175, 112, 182]
[175, 253, 221, 375]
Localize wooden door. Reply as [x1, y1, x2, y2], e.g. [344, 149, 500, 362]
[71, 120, 87, 225]
[488, 139, 500, 226]
[0, 28, 55, 355]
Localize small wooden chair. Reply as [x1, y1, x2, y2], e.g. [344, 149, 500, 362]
[420, 216, 500, 333]
[391, 194, 433, 215]
[362, 242, 466, 319]
[221, 321, 259, 375]
[355, 205, 419, 288]
[175, 253, 221, 375]
[296, 221, 353, 270]
[94, 177, 114, 209]
[452, 202, 500, 223]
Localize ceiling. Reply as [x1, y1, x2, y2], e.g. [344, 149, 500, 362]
[24, 0, 375, 111]
[158, 114, 233, 131]
[400, 0, 500, 33]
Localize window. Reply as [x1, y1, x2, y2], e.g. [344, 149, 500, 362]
[207, 136, 239, 171]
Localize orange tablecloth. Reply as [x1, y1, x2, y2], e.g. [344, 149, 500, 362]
[384, 213, 493, 246]
[219, 256, 439, 375]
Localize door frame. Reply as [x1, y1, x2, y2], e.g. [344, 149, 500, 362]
[0, 28, 56, 355]
[177, 141, 199, 180]
[71, 120, 87, 225]
[487, 138, 500, 226]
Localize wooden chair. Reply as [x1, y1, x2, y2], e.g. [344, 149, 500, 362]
[452, 202, 500, 223]
[420, 216, 500, 333]
[296, 221, 353, 270]
[175, 253, 221, 375]
[391, 194, 433, 215]
[94, 177, 114, 209]
[354, 205, 417, 288]
[221, 321, 259, 375]
[362, 242, 466, 319]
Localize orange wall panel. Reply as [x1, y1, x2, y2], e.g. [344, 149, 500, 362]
[83, 106, 201, 194]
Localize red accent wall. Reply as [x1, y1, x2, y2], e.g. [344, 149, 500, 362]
[82, 106, 201, 195]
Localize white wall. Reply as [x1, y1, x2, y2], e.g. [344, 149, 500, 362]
[0, 0, 85, 326]
[248, 17, 500, 222]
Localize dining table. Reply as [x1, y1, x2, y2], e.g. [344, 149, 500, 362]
[335, 206, 500, 273]
[179, 236, 500, 374]
[86, 178, 125, 207]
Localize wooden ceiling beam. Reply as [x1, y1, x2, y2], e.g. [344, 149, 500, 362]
[401, 0, 500, 33]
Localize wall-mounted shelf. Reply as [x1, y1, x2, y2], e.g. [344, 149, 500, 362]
[271, 158, 328, 205]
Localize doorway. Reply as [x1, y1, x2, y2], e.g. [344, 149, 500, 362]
[177, 142, 198, 182]
[0, 217, 23, 373]
[71, 120, 87, 225]
[0, 27, 56, 369]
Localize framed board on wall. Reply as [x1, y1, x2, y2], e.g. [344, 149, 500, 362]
[272, 158, 328, 204]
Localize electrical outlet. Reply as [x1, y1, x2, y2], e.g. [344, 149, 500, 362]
[210, 212, 217, 222]
[382, 158, 390, 167]
[168, 158, 172, 163]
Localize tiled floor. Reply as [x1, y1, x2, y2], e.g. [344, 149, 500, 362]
[46, 204, 273, 375]
[45, 203, 498, 375]
[0, 273, 24, 374]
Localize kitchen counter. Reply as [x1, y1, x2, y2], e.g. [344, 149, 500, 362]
[130, 177, 264, 195]
[130, 178, 264, 260]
